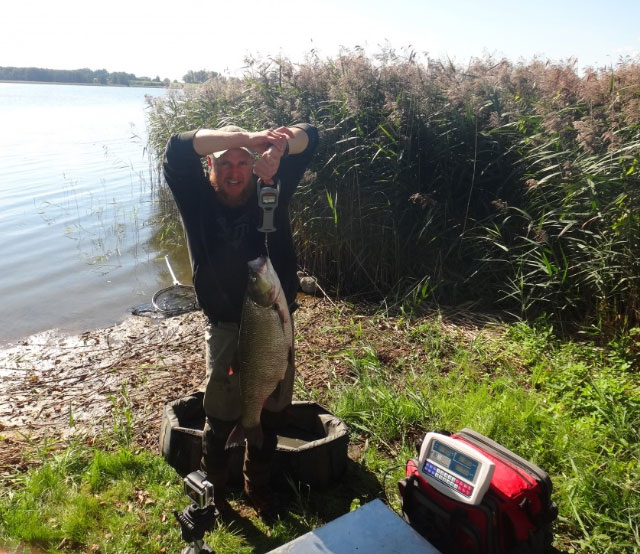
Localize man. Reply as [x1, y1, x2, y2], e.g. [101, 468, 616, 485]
[163, 122, 319, 519]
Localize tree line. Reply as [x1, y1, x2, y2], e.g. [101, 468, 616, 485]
[182, 70, 219, 83]
[0, 66, 223, 86]
[0, 66, 171, 87]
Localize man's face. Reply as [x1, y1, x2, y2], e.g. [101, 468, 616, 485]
[211, 148, 254, 207]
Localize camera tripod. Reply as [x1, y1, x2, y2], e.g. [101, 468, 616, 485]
[174, 502, 217, 554]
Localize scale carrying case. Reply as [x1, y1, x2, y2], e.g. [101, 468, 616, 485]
[398, 428, 558, 554]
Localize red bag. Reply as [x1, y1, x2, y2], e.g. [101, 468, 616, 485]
[398, 429, 558, 554]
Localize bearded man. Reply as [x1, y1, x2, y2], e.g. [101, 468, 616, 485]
[163, 123, 319, 519]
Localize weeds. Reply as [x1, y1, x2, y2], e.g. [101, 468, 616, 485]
[146, 50, 640, 334]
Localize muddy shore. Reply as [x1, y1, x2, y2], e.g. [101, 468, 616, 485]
[0, 294, 350, 476]
[0, 291, 488, 478]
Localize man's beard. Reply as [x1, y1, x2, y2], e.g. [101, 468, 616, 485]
[216, 185, 254, 207]
[211, 175, 255, 207]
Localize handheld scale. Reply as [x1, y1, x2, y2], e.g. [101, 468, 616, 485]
[257, 178, 280, 234]
[418, 432, 495, 505]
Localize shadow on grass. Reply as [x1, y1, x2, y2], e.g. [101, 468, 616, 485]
[211, 459, 384, 553]
[299, 458, 385, 522]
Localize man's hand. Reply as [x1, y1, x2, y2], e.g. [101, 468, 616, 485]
[251, 127, 294, 185]
[247, 126, 294, 155]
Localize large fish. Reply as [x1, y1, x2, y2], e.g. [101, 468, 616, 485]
[225, 256, 293, 449]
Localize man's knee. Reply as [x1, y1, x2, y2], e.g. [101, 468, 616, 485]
[202, 416, 236, 454]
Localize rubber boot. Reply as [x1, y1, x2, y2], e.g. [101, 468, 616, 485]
[243, 410, 284, 521]
[202, 417, 235, 518]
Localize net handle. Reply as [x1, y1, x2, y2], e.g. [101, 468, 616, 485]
[164, 255, 180, 286]
[149, 255, 198, 316]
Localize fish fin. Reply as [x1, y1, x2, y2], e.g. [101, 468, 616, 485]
[225, 424, 264, 450]
[274, 301, 289, 328]
[225, 424, 247, 450]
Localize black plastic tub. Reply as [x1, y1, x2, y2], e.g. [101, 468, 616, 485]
[159, 392, 349, 488]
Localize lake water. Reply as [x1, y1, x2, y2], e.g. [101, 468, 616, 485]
[0, 82, 190, 346]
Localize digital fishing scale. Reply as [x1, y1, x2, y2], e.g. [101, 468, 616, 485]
[257, 178, 280, 233]
[418, 432, 495, 505]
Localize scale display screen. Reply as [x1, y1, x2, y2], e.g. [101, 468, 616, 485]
[418, 432, 495, 505]
[261, 192, 277, 204]
[430, 440, 479, 482]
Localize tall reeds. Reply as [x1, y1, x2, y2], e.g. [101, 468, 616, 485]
[146, 49, 640, 333]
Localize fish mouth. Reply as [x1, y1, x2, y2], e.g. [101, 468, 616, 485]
[247, 256, 267, 273]
[247, 256, 278, 305]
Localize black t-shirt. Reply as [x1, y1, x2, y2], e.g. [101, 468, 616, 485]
[162, 124, 318, 323]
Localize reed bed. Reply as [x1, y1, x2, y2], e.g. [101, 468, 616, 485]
[146, 49, 640, 334]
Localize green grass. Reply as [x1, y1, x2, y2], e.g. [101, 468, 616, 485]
[0, 444, 185, 553]
[1, 316, 638, 553]
[321, 320, 639, 553]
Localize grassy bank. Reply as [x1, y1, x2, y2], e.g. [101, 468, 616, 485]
[1, 303, 638, 553]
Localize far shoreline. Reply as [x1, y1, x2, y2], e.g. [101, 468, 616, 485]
[0, 79, 172, 89]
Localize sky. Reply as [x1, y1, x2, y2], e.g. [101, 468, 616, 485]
[1, 0, 639, 82]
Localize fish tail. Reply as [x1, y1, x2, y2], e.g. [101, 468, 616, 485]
[225, 424, 246, 449]
[225, 424, 264, 450]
